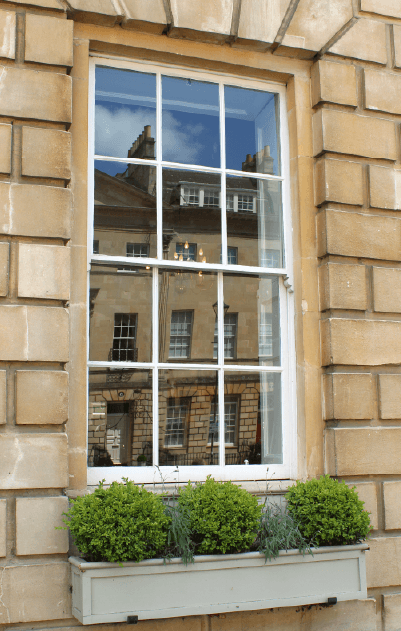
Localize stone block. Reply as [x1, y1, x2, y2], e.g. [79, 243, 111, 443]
[18, 243, 70, 300]
[313, 109, 397, 160]
[373, 268, 401, 313]
[325, 427, 401, 476]
[0, 123, 11, 174]
[0, 370, 5, 424]
[0, 306, 69, 362]
[351, 482, 378, 530]
[16, 370, 68, 425]
[0, 562, 70, 622]
[0, 499, 5, 556]
[237, 0, 285, 48]
[0, 241, 9, 296]
[361, 0, 401, 18]
[0, 182, 72, 238]
[67, 0, 122, 27]
[25, 13, 73, 66]
[321, 318, 401, 366]
[312, 60, 357, 107]
[0, 10, 15, 59]
[314, 158, 363, 206]
[22, 126, 71, 180]
[0, 433, 68, 489]
[169, 0, 233, 41]
[121, 0, 167, 33]
[0, 66, 71, 123]
[324, 373, 374, 420]
[379, 374, 401, 419]
[329, 18, 387, 64]
[383, 593, 401, 631]
[16, 497, 68, 555]
[365, 69, 401, 116]
[317, 209, 401, 261]
[319, 263, 367, 311]
[383, 481, 401, 530]
[395, 25, 401, 69]
[366, 537, 401, 588]
[370, 165, 401, 210]
[281, 0, 353, 53]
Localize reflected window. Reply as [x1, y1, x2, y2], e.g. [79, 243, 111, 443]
[127, 243, 149, 258]
[112, 313, 137, 361]
[261, 249, 280, 268]
[165, 398, 189, 447]
[176, 242, 196, 261]
[169, 311, 193, 358]
[204, 189, 219, 207]
[93, 240, 99, 254]
[228, 247, 238, 265]
[213, 313, 237, 359]
[259, 314, 273, 358]
[182, 187, 199, 206]
[209, 398, 238, 445]
[237, 194, 255, 213]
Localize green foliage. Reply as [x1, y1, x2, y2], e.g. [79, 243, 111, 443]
[257, 501, 313, 561]
[285, 475, 372, 547]
[163, 501, 195, 565]
[178, 476, 262, 555]
[63, 479, 170, 563]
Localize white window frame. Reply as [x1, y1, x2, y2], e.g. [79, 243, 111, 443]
[87, 56, 296, 485]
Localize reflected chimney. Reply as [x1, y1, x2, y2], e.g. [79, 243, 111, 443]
[241, 145, 274, 174]
[125, 125, 156, 193]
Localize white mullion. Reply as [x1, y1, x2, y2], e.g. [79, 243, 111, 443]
[219, 82, 227, 267]
[156, 71, 163, 260]
[225, 168, 284, 182]
[217, 272, 225, 465]
[153, 365, 159, 468]
[94, 155, 158, 167]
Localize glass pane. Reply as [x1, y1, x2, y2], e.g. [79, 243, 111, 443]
[226, 175, 284, 268]
[89, 263, 152, 362]
[224, 372, 282, 464]
[223, 274, 280, 366]
[159, 369, 219, 465]
[225, 86, 280, 176]
[162, 76, 220, 167]
[94, 161, 156, 258]
[88, 368, 153, 467]
[159, 269, 217, 363]
[163, 168, 221, 264]
[95, 66, 156, 160]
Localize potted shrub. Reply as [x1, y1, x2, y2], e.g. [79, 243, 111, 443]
[67, 476, 370, 625]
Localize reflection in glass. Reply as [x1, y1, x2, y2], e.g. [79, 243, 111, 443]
[162, 76, 220, 167]
[94, 161, 156, 258]
[224, 372, 282, 464]
[225, 86, 280, 176]
[159, 269, 217, 364]
[162, 168, 221, 264]
[223, 274, 280, 366]
[95, 67, 156, 160]
[159, 369, 219, 465]
[226, 175, 283, 268]
[88, 369, 153, 467]
[89, 264, 152, 362]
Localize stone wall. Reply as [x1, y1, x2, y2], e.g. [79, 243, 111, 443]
[1, 0, 401, 629]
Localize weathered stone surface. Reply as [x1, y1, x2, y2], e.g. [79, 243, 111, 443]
[312, 60, 357, 107]
[383, 481, 401, 530]
[0, 66, 71, 123]
[237, 0, 286, 47]
[3, 0, 64, 7]
[351, 482, 378, 530]
[319, 263, 367, 311]
[317, 209, 401, 261]
[324, 373, 374, 420]
[0, 562, 71, 622]
[0, 370, 5, 425]
[16, 370, 68, 425]
[314, 158, 363, 206]
[22, 127, 71, 179]
[282, 0, 353, 53]
[361, 0, 401, 18]
[395, 25, 401, 69]
[18, 243, 70, 300]
[370, 166, 401, 210]
[383, 593, 401, 630]
[313, 109, 397, 160]
[321, 318, 401, 366]
[329, 18, 387, 64]
[379, 374, 401, 419]
[0, 10, 15, 59]
[325, 427, 401, 476]
[0, 499, 5, 556]
[0, 306, 69, 361]
[25, 13, 73, 66]
[169, 0, 233, 40]
[365, 69, 401, 116]
[373, 268, 401, 313]
[366, 538, 401, 587]
[16, 497, 68, 555]
[121, 0, 167, 33]
[0, 433, 68, 489]
[67, 0, 121, 27]
[0, 182, 72, 238]
[0, 241, 9, 296]
[0, 123, 11, 174]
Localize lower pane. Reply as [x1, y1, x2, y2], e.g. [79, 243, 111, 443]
[88, 369, 153, 467]
[159, 369, 219, 465]
[224, 372, 282, 465]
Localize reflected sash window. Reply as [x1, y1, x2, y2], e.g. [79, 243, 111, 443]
[164, 399, 189, 447]
[209, 399, 238, 446]
[182, 187, 199, 206]
[127, 243, 149, 258]
[176, 243, 196, 261]
[213, 313, 237, 359]
[112, 313, 137, 361]
[169, 311, 193, 358]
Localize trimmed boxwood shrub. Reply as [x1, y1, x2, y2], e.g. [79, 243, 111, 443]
[285, 475, 371, 547]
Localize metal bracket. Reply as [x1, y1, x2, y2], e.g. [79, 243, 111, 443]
[327, 597, 337, 605]
[283, 275, 294, 293]
[127, 615, 139, 624]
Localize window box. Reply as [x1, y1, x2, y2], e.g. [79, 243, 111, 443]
[69, 544, 368, 625]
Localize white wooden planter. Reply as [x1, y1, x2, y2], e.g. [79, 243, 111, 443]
[69, 544, 368, 625]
